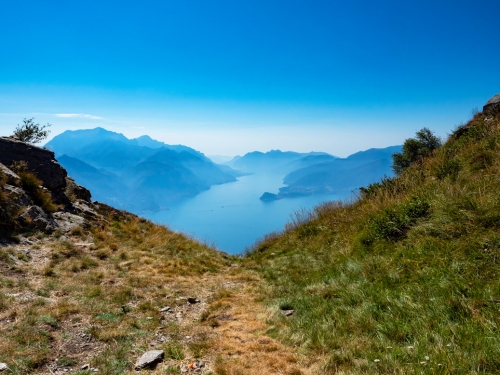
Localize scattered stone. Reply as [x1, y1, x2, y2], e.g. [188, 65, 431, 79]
[230, 263, 239, 267]
[483, 93, 500, 117]
[374, 359, 380, 363]
[75, 242, 94, 247]
[81, 364, 90, 370]
[187, 297, 199, 304]
[160, 306, 171, 312]
[134, 350, 165, 370]
[181, 366, 189, 373]
[281, 309, 295, 317]
[0, 363, 9, 371]
[407, 345, 414, 349]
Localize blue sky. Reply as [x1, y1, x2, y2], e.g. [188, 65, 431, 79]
[0, 0, 499, 156]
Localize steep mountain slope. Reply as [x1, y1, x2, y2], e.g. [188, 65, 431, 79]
[57, 154, 127, 208]
[245, 97, 500, 374]
[46, 128, 238, 212]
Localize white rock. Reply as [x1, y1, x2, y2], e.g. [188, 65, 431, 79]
[134, 350, 165, 370]
[0, 363, 8, 371]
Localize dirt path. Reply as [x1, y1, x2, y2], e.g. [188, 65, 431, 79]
[146, 265, 317, 375]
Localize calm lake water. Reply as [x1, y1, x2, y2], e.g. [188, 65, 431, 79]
[145, 173, 350, 254]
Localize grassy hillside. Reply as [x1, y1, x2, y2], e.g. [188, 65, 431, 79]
[245, 110, 500, 374]
[0, 204, 232, 374]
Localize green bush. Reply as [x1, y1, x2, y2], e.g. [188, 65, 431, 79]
[392, 128, 442, 175]
[369, 197, 430, 242]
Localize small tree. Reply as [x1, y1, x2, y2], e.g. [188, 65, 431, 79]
[12, 118, 51, 144]
[392, 128, 442, 175]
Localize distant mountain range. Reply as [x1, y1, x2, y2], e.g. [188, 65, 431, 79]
[224, 150, 337, 174]
[45, 128, 240, 212]
[259, 145, 402, 200]
[45, 127, 401, 210]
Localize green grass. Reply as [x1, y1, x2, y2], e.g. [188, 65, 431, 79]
[245, 111, 500, 374]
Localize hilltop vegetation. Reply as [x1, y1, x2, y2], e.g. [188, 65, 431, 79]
[245, 107, 500, 373]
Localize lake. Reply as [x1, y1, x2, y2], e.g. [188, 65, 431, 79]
[145, 173, 351, 254]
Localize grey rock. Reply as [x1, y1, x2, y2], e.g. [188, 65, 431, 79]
[0, 363, 8, 371]
[0, 137, 68, 203]
[0, 162, 20, 184]
[134, 350, 164, 370]
[483, 93, 500, 117]
[53, 212, 88, 232]
[81, 364, 90, 370]
[2, 184, 31, 206]
[281, 309, 295, 317]
[160, 306, 171, 312]
[73, 201, 100, 220]
[66, 176, 92, 202]
[19, 205, 59, 232]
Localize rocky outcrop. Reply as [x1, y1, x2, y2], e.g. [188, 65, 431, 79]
[0, 139, 106, 237]
[19, 205, 59, 233]
[0, 137, 68, 200]
[483, 93, 500, 117]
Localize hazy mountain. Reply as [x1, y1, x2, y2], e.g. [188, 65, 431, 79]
[57, 154, 128, 208]
[226, 150, 332, 173]
[261, 145, 401, 200]
[208, 155, 234, 164]
[46, 127, 211, 164]
[47, 128, 239, 212]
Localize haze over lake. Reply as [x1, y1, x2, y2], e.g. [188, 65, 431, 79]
[145, 172, 350, 254]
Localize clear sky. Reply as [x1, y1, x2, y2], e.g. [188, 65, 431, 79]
[1, 0, 499, 157]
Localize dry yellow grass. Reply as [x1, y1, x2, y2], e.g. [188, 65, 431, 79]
[0, 204, 315, 375]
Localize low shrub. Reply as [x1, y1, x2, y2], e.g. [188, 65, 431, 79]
[369, 197, 430, 242]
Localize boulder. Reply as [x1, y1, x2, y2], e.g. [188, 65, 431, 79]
[19, 205, 59, 233]
[53, 212, 88, 232]
[65, 176, 92, 202]
[483, 93, 500, 117]
[134, 350, 164, 370]
[0, 162, 20, 184]
[0, 137, 67, 200]
[1, 184, 31, 206]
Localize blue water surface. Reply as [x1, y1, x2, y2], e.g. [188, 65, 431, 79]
[145, 173, 351, 254]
